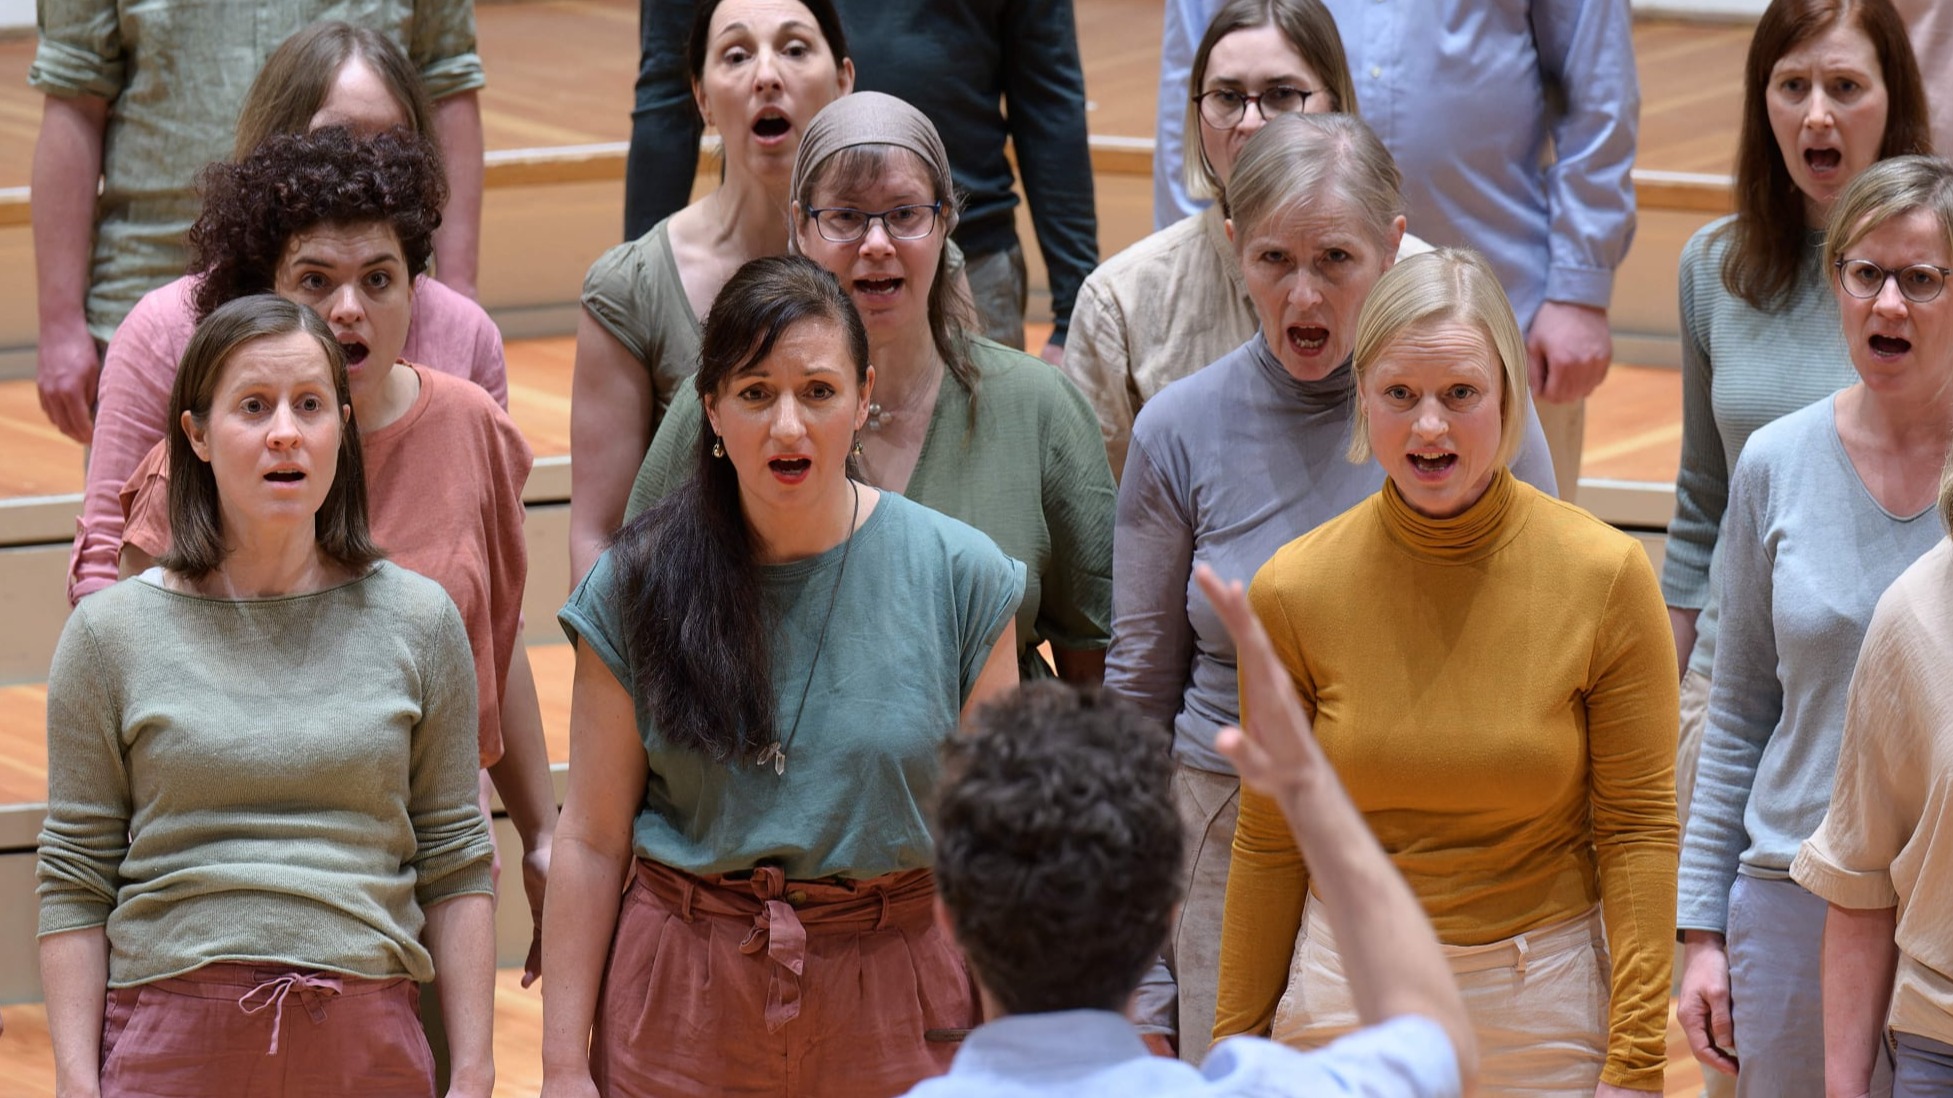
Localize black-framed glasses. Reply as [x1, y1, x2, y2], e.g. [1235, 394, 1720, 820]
[1193, 86, 1316, 129]
[804, 202, 943, 244]
[1835, 257, 1953, 303]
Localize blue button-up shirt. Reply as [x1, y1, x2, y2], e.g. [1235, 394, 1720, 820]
[903, 1010, 1460, 1098]
[1155, 0, 1639, 329]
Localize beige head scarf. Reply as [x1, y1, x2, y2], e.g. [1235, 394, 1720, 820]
[789, 91, 959, 243]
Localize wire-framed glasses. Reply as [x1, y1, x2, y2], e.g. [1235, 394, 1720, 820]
[1194, 86, 1316, 129]
[1835, 257, 1953, 303]
[804, 203, 943, 244]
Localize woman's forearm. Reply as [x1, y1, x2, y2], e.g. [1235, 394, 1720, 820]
[538, 834, 631, 1077]
[41, 926, 110, 1098]
[422, 893, 497, 1098]
[487, 646, 558, 853]
[1822, 903, 1899, 1098]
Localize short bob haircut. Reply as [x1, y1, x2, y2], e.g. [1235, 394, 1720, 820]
[233, 22, 437, 164]
[1184, 0, 1358, 203]
[160, 295, 380, 581]
[188, 126, 447, 322]
[1821, 154, 1953, 277]
[1348, 249, 1531, 470]
[1718, 0, 1929, 311]
[685, 0, 850, 127]
[1226, 112, 1404, 250]
[935, 683, 1182, 1016]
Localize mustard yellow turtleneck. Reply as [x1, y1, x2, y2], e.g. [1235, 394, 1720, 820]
[1214, 468, 1679, 1092]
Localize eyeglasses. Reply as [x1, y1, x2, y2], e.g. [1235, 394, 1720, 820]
[1835, 257, 1953, 303]
[1193, 86, 1316, 129]
[804, 203, 943, 244]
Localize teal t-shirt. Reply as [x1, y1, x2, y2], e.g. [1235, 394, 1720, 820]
[625, 338, 1115, 680]
[559, 491, 1026, 880]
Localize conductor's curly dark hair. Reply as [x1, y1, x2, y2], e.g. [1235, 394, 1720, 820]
[934, 683, 1182, 1016]
[188, 126, 446, 321]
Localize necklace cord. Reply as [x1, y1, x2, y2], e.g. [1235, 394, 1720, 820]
[764, 479, 860, 772]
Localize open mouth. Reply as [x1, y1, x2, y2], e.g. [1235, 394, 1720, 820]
[768, 457, 811, 478]
[1408, 453, 1458, 476]
[1286, 325, 1328, 356]
[1805, 147, 1842, 172]
[339, 339, 370, 367]
[753, 111, 791, 139]
[1870, 334, 1912, 356]
[265, 469, 306, 483]
[855, 277, 902, 298]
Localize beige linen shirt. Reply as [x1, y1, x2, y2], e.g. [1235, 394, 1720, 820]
[29, 0, 485, 340]
[1792, 537, 1953, 1046]
[1062, 206, 1430, 480]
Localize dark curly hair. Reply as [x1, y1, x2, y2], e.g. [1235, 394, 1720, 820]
[188, 126, 446, 321]
[934, 684, 1182, 1016]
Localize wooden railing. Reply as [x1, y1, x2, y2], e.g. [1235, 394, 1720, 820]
[0, 137, 1735, 229]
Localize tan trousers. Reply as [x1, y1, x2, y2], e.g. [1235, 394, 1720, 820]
[1537, 398, 1586, 504]
[1275, 897, 1609, 1096]
[1164, 761, 1240, 1065]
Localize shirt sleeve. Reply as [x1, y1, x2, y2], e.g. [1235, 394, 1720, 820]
[1211, 573, 1313, 1043]
[558, 550, 634, 692]
[1790, 591, 1923, 911]
[1584, 543, 1681, 1091]
[479, 404, 535, 766]
[1678, 448, 1780, 933]
[409, 0, 487, 100]
[1104, 432, 1196, 731]
[624, 384, 706, 522]
[953, 542, 1029, 703]
[1031, 370, 1116, 652]
[1000, 0, 1098, 338]
[72, 293, 181, 604]
[409, 598, 496, 907]
[29, 0, 124, 100]
[581, 240, 654, 368]
[1057, 272, 1141, 480]
[1151, 0, 1209, 229]
[1206, 1017, 1462, 1098]
[37, 604, 130, 935]
[1662, 226, 1727, 610]
[116, 442, 170, 560]
[1531, 0, 1640, 308]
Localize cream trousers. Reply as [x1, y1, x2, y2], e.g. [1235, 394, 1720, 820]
[1273, 896, 1609, 1096]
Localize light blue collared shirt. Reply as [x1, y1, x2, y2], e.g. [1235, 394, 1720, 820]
[1155, 0, 1639, 328]
[903, 1010, 1460, 1098]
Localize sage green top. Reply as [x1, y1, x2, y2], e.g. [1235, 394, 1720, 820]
[580, 215, 701, 440]
[561, 491, 1025, 879]
[36, 562, 495, 986]
[625, 338, 1115, 680]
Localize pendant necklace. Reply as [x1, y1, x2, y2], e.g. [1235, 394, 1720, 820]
[756, 479, 860, 776]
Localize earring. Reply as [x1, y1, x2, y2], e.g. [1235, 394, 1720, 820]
[711, 436, 725, 458]
[852, 437, 864, 458]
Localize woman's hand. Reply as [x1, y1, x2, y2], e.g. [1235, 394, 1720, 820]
[1677, 930, 1738, 1076]
[521, 835, 551, 987]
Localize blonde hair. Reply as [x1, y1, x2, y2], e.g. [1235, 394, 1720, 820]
[1183, 0, 1359, 202]
[1347, 249, 1531, 469]
[1940, 449, 1953, 533]
[1822, 154, 1953, 273]
[1225, 113, 1403, 251]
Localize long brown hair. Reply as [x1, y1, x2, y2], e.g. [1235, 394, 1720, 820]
[161, 296, 380, 581]
[1719, 0, 1929, 310]
[614, 255, 870, 762]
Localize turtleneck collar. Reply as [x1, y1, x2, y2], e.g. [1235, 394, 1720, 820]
[1375, 465, 1529, 563]
[1247, 332, 1357, 413]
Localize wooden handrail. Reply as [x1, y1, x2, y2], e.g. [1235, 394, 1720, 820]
[0, 137, 1735, 229]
